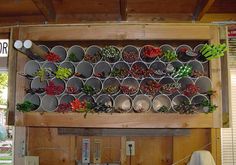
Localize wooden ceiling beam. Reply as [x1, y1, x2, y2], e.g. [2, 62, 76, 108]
[120, 0, 127, 21]
[193, 0, 215, 21]
[32, 0, 56, 21]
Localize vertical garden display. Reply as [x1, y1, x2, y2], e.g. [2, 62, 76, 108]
[15, 41, 222, 115]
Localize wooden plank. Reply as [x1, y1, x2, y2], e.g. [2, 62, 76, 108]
[58, 128, 189, 136]
[120, 0, 127, 21]
[209, 26, 222, 128]
[173, 129, 211, 165]
[6, 27, 19, 125]
[32, 0, 56, 21]
[0, 27, 10, 33]
[16, 112, 214, 128]
[19, 24, 213, 41]
[0, 15, 45, 25]
[193, 0, 215, 21]
[201, 13, 236, 22]
[211, 129, 221, 165]
[27, 128, 76, 165]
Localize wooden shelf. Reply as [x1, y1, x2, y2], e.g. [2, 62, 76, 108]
[15, 112, 214, 128]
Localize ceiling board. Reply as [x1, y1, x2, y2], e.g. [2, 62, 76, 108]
[208, 0, 236, 13]
[52, 0, 120, 14]
[127, 0, 199, 13]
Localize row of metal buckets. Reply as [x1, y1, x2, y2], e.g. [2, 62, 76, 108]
[24, 58, 206, 80]
[24, 92, 210, 113]
[18, 43, 208, 64]
[29, 75, 212, 97]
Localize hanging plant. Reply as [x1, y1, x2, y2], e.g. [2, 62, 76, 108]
[198, 100, 217, 113]
[120, 85, 137, 95]
[66, 86, 79, 94]
[35, 68, 46, 81]
[111, 68, 129, 78]
[68, 52, 79, 62]
[103, 85, 119, 94]
[16, 101, 38, 112]
[142, 46, 162, 59]
[122, 51, 139, 63]
[55, 66, 72, 80]
[45, 81, 64, 95]
[183, 84, 200, 97]
[171, 65, 192, 78]
[82, 84, 95, 95]
[56, 103, 71, 113]
[130, 64, 153, 78]
[46, 52, 61, 62]
[162, 50, 177, 62]
[200, 43, 227, 60]
[140, 80, 161, 95]
[158, 106, 169, 113]
[174, 101, 197, 114]
[161, 83, 180, 94]
[84, 51, 102, 63]
[101, 46, 120, 62]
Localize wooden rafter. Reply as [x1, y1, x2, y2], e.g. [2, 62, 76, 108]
[120, 0, 127, 21]
[32, 0, 56, 21]
[193, 0, 215, 21]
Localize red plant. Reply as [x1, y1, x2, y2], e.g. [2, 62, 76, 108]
[45, 52, 61, 62]
[183, 84, 200, 97]
[130, 64, 154, 78]
[120, 85, 137, 95]
[70, 98, 86, 112]
[143, 46, 162, 58]
[179, 48, 188, 53]
[66, 86, 79, 94]
[45, 81, 64, 95]
[123, 51, 139, 62]
[140, 80, 161, 95]
[56, 103, 71, 113]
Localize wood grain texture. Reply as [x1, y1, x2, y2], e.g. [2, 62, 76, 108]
[32, 0, 56, 21]
[16, 112, 213, 128]
[173, 129, 211, 165]
[19, 23, 213, 41]
[193, 0, 215, 21]
[120, 0, 127, 21]
[211, 129, 221, 165]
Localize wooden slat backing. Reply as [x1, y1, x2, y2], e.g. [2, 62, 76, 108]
[16, 112, 213, 128]
[19, 23, 213, 41]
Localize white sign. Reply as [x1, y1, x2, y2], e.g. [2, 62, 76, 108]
[0, 39, 8, 57]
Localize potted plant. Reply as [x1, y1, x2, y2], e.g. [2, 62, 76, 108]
[122, 50, 139, 63]
[200, 43, 227, 60]
[161, 50, 177, 62]
[183, 83, 200, 97]
[56, 103, 72, 113]
[68, 52, 79, 62]
[161, 82, 180, 94]
[140, 45, 162, 62]
[140, 79, 161, 95]
[16, 101, 39, 112]
[171, 65, 192, 78]
[101, 46, 120, 63]
[45, 52, 61, 62]
[82, 84, 95, 95]
[45, 81, 64, 95]
[55, 66, 72, 80]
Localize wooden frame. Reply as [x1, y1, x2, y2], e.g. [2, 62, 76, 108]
[11, 23, 222, 128]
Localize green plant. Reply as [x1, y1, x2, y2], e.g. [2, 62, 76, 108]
[162, 50, 177, 62]
[200, 100, 217, 113]
[16, 101, 38, 112]
[158, 106, 169, 113]
[68, 52, 78, 62]
[200, 43, 227, 60]
[82, 84, 95, 95]
[55, 66, 72, 80]
[35, 68, 46, 81]
[102, 46, 120, 60]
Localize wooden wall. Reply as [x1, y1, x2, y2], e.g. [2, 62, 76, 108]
[27, 128, 212, 165]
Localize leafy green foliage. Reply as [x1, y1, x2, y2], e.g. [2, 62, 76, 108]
[16, 101, 38, 112]
[68, 53, 79, 62]
[55, 67, 72, 80]
[35, 68, 46, 81]
[162, 50, 177, 62]
[200, 100, 217, 113]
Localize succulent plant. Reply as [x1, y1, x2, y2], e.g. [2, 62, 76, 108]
[55, 66, 72, 80]
[162, 50, 177, 62]
[101, 46, 120, 61]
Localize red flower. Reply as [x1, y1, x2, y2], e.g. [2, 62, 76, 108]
[46, 52, 61, 62]
[70, 98, 86, 112]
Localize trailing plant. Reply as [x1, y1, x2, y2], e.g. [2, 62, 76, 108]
[111, 68, 129, 78]
[46, 52, 61, 62]
[101, 46, 120, 61]
[55, 66, 72, 80]
[122, 51, 139, 63]
[82, 84, 95, 95]
[35, 68, 46, 81]
[162, 50, 177, 62]
[140, 80, 161, 95]
[103, 85, 119, 94]
[68, 52, 79, 62]
[161, 82, 180, 94]
[183, 84, 200, 97]
[171, 65, 192, 78]
[45, 81, 64, 95]
[200, 43, 227, 60]
[142, 46, 162, 58]
[120, 85, 137, 95]
[16, 101, 38, 112]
